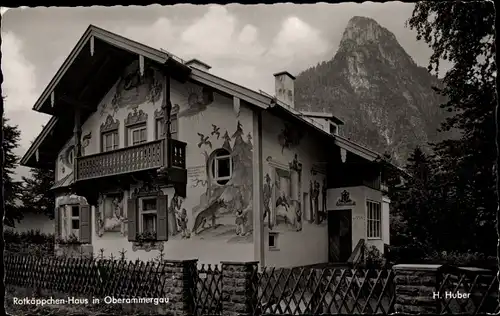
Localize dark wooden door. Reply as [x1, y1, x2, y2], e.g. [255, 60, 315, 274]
[328, 209, 352, 262]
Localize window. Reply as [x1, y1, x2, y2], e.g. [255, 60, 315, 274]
[367, 200, 382, 239]
[269, 232, 279, 250]
[329, 123, 338, 135]
[71, 206, 80, 230]
[211, 149, 233, 185]
[155, 114, 178, 140]
[129, 125, 147, 146]
[102, 131, 119, 152]
[68, 148, 75, 165]
[139, 198, 157, 234]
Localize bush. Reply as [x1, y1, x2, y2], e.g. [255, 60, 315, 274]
[424, 250, 497, 269]
[4, 229, 55, 256]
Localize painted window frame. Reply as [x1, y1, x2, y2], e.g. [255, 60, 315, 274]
[138, 197, 158, 234]
[101, 130, 119, 152]
[210, 148, 233, 185]
[100, 115, 120, 153]
[128, 124, 148, 146]
[366, 200, 382, 239]
[268, 232, 279, 250]
[267, 157, 292, 227]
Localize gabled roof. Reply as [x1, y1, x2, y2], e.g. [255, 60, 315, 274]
[21, 24, 397, 174]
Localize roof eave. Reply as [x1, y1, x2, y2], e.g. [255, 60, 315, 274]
[33, 24, 176, 115]
[20, 117, 58, 167]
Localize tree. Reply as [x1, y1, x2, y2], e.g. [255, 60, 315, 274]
[21, 168, 55, 220]
[407, 2, 497, 256]
[2, 116, 24, 227]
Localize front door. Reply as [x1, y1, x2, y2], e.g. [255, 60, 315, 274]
[328, 209, 352, 262]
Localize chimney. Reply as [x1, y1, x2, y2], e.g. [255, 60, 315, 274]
[185, 58, 212, 72]
[273, 71, 296, 108]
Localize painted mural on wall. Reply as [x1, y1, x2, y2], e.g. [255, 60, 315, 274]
[278, 121, 305, 153]
[187, 120, 253, 243]
[95, 192, 127, 237]
[98, 60, 163, 117]
[177, 85, 215, 118]
[308, 166, 328, 225]
[265, 154, 303, 232]
[58, 131, 91, 175]
[168, 193, 191, 239]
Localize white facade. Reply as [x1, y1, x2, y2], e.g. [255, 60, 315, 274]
[48, 61, 388, 268]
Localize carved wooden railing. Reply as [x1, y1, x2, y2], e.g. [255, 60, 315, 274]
[168, 139, 187, 169]
[76, 140, 165, 181]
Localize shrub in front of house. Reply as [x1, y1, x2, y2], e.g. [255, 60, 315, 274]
[4, 229, 55, 256]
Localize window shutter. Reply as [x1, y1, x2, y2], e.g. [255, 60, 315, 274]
[127, 198, 137, 241]
[156, 195, 168, 241]
[79, 205, 91, 244]
[55, 207, 62, 237]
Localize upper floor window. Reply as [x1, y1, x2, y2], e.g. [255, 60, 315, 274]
[100, 115, 120, 153]
[125, 109, 148, 146]
[367, 200, 382, 239]
[129, 125, 147, 146]
[210, 148, 233, 185]
[102, 130, 119, 152]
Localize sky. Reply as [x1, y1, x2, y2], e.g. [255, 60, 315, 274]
[1, 3, 441, 179]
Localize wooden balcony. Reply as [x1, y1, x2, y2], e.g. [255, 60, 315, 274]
[75, 139, 186, 182]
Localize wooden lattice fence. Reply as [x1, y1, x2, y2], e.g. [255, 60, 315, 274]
[5, 253, 500, 316]
[252, 267, 396, 315]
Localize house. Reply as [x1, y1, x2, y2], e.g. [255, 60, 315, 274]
[20, 25, 394, 267]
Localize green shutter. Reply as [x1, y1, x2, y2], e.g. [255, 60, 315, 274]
[127, 198, 137, 241]
[156, 195, 168, 241]
[79, 205, 91, 244]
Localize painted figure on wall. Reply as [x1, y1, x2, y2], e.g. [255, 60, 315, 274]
[277, 122, 305, 153]
[106, 61, 162, 116]
[190, 120, 254, 243]
[177, 208, 190, 239]
[310, 179, 326, 225]
[263, 173, 273, 228]
[168, 193, 191, 239]
[103, 193, 125, 233]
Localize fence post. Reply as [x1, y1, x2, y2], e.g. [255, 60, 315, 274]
[163, 259, 198, 316]
[221, 261, 259, 316]
[393, 264, 443, 314]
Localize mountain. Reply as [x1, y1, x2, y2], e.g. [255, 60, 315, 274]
[294, 16, 449, 164]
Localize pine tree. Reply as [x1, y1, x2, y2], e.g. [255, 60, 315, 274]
[2, 116, 24, 227]
[407, 1, 497, 255]
[21, 168, 55, 219]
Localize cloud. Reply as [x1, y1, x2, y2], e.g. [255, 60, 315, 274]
[269, 16, 329, 62]
[1, 31, 49, 179]
[113, 5, 327, 94]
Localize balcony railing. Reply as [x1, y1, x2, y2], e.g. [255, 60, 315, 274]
[76, 140, 165, 181]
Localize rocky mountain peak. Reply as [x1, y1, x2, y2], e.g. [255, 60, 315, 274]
[294, 16, 449, 164]
[342, 16, 395, 45]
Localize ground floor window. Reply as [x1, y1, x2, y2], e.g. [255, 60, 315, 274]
[139, 197, 157, 235]
[56, 203, 91, 244]
[367, 200, 382, 239]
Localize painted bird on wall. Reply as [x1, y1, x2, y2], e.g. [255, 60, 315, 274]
[197, 133, 213, 149]
[211, 124, 221, 139]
